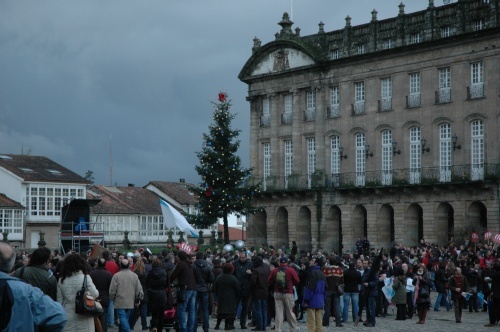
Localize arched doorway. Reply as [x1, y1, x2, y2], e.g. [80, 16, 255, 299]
[297, 206, 312, 251]
[275, 207, 289, 248]
[250, 210, 267, 246]
[378, 204, 395, 249]
[405, 203, 423, 246]
[436, 202, 454, 246]
[322, 206, 342, 253]
[352, 205, 368, 242]
[467, 201, 487, 232]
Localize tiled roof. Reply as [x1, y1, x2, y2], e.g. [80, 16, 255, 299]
[87, 185, 162, 215]
[0, 193, 23, 209]
[145, 181, 198, 205]
[0, 154, 88, 184]
[218, 223, 246, 242]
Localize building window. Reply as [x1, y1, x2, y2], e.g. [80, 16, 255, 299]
[380, 77, 392, 111]
[437, 67, 451, 103]
[260, 97, 271, 126]
[26, 184, 85, 220]
[0, 209, 23, 239]
[381, 130, 393, 185]
[471, 120, 484, 180]
[469, 61, 484, 99]
[282, 94, 292, 125]
[439, 123, 452, 182]
[408, 72, 421, 107]
[409, 127, 421, 184]
[357, 44, 365, 55]
[475, 19, 484, 31]
[304, 90, 316, 121]
[263, 143, 271, 189]
[307, 138, 316, 188]
[330, 136, 340, 187]
[330, 49, 340, 59]
[410, 33, 421, 44]
[284, 140, 293, 187]
[355, 133, 365, 186]
[441, 26, 451, 37]
[139, 215, 164, 238]
[383, 39, 393, 50]
[328, 86, 340, 118]
[354, 81, 365, 114]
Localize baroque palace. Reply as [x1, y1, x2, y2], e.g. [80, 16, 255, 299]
[239, 0, 500, 253]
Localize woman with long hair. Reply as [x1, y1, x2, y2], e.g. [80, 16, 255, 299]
[57, 253, 99, 332]
[147, 258, 167, 332]
[413, 263, 431, 324]
[130, 259, 149, 330]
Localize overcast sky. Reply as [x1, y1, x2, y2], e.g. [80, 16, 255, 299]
[0, 0, 431, 187]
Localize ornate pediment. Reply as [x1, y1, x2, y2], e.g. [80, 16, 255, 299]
[250, 47, 315, 76]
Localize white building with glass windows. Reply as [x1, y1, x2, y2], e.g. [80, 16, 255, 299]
[240, 1, 500, 253]
[0, 154, 88, 248]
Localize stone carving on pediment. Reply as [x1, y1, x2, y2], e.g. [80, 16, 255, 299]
[273, 49, 290, 71]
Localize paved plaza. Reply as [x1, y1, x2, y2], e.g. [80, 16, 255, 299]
[114, 305, 491, 331]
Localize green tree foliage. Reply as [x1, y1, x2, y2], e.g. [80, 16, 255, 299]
[188, 92, 259, 244]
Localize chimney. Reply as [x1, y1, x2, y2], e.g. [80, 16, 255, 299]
[128, 183, 135, 187]
[179, 178, 185, 183]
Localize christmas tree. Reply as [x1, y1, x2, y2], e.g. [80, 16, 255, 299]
[188, 92, 259, 244]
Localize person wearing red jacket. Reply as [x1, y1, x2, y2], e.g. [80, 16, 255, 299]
[268, 257, 300, 332]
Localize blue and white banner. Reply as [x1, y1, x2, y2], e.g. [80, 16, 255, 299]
[160, 199, 198, 238]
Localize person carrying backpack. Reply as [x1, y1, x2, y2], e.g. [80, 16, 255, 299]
[0, 242, 67, 332]
[267, 257, 299, 332]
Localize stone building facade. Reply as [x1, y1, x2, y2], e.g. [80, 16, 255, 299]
[239, 0, 500, 253]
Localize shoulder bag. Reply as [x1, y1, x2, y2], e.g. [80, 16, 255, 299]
[75, 275, 104, 316]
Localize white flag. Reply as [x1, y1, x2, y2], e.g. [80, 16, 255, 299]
[160, 199, 198, 238]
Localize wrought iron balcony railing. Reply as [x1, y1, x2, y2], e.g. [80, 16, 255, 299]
[351, 101, 365, 115]
[245, 163, 499, 192]
[406, 94, 421, 108]
[435, 88, 451, 104]
[303, 108, 316, 122]
[281, 112, 292, 125]
[378, 98, 392, 112]
[327, 105, 340, 118]
[467, 83, 484, 100]
[260, 114, 270, 127]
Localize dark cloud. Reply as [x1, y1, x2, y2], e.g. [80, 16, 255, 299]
[0, 0, 424, 186]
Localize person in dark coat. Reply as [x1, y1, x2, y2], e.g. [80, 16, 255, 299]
[193, 252, 215, 332]
[170, 251, 197, 332]
[392, 267, 407, 321]
[342, 260, 362, 323]
[413, 264, 432, 324]
[147, 258, 167, 332]
[448, 266, 469, 323]
[212, 259, 223, 318]
[484, 262, 500, 326]
[130, 259, 149, 330]
[232, 251, 253, 329]
[214, 263, 240, 330]
[250, 256, 271, 331]
[302, 256, 326, 332]
[89, 258, 112, 332]
[433, 261, 450, 311]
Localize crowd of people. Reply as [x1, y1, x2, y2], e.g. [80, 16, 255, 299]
[1, 237, 500, 331]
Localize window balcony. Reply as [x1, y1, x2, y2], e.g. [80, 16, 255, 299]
[260, 114, 270, 127]
[351, 101, 365, 115]
[378, 98, 392, 112]
[327, 105, 340, 118]
[435, 89, 451, 104]
[244, 163, 499, 192]
[303, 108, 316, 122]
[281, 112, 292, 125]
[467, 84, 484, 100]
[406, 94, 421, 108]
